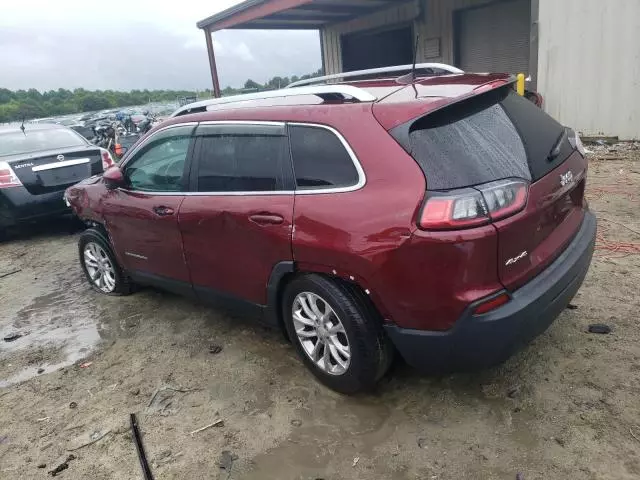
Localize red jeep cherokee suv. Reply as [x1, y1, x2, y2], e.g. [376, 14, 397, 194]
[66, 69, 596, 394]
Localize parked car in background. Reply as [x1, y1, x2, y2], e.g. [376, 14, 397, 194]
[66, 66, 595, 394]
[0, 123, 115, 235]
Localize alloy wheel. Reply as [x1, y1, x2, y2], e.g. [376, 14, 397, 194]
[83, 242, 117, 293]
[292, 292, 351, 375]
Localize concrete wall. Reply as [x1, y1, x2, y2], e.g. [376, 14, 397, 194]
[537, 0, 640, 139]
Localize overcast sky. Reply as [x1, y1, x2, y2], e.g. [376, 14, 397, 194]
[0, 0, 321, 91]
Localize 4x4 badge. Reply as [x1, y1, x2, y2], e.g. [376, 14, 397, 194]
[505, 251, 528, 266]
[560, 170, 574, 187]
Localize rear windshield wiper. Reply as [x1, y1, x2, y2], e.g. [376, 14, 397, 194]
[548, 128, 568, 161]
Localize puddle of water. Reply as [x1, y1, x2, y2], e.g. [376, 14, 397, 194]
[0, 290, 103, 388]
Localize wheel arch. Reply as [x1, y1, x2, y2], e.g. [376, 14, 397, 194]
[265, 261, 386, 338]
[85, 221, 109, 241]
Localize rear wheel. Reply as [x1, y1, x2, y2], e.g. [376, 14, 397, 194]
[79, 229, 132, 295]
[282, 274, 392, 394]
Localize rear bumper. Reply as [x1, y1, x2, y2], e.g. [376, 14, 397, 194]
[385, 211, 596, 372]
[0, 186, 69, 228]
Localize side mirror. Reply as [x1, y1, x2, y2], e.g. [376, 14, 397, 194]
[103, 166, 126, 190]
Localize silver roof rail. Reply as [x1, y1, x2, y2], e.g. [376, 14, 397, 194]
[287, 63, 464, 88]
[169, 85, 376, 118]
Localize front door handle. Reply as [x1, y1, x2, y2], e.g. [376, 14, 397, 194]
[249, 214, 284, 225]
[153, 206, 175, 216]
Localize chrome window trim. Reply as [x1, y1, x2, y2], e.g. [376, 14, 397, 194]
[198, 120, 286, 127]
[119, 121, 366, 197]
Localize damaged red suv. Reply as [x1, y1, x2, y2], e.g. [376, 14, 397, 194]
[66, 70, 596, 393]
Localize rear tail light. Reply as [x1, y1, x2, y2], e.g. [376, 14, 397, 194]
[567, 128, 586, 156]
[477, 179, 529, 221]
[419, 179, 529, 230]
[473, 292, 510, 315]
[100, 148, 115, 170]
[0, 162, 22, 189]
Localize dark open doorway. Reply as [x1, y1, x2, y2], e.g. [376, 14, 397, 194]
[341, 25, 414, 71]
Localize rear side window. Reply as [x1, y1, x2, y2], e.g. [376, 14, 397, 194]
[195, 133, 288, 192]
[289, 125, 359, 190]
[396, 88, 566, 190]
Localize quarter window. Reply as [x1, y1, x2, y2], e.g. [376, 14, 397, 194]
[125, 132, 191, 192]
[195, 134, 288, 192]
[289, 125, 359, 190]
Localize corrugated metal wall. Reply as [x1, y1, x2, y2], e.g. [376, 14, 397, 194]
[537, 0, 640, 139]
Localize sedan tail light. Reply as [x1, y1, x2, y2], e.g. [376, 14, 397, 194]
[0, 162, 22, 189]
[100, 148, 115, 171]
[419, 179, 529, 230]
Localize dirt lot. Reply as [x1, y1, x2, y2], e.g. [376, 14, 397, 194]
[1, 145, 639, 480]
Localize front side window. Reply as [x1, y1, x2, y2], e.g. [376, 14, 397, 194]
[125, 132, 191, 192]
[289, 125, 359, 190]
[196, 133, 287, 192]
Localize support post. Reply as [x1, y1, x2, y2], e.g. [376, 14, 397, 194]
[204, 28, 221, 98]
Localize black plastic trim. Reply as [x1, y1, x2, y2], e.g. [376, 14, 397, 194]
[194, 285, 264, 319]
[129, 271, 197, 299]
[264, 261, 295, 327]
[129, 262, 296, 328]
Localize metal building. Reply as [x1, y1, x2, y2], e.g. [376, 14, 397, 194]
[198, 0, 640, 140]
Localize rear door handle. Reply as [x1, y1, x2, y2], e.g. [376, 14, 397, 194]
[153, 206, 175, 216]
[249, 214, 284, 225]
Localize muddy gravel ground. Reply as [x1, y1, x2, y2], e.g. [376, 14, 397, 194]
[1, 147, 640, 480]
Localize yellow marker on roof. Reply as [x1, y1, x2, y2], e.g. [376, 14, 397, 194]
[516, 73, 525, 96]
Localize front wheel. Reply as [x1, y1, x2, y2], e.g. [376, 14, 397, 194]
[79, 229, 132, 295]
[282, 274, 392, 394]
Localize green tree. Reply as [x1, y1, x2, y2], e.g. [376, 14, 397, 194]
[0, 88, 14, 104]
[78, 95, 111, 112]
[244, 79, 262, 91]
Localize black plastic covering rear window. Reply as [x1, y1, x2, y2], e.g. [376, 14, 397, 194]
[391, 87, 569, 190]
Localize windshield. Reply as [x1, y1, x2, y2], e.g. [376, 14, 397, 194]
[0, 128, 87, 156]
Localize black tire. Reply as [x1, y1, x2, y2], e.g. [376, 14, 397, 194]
[78, 228, 133, 295]
[282, 274, 392, 394]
